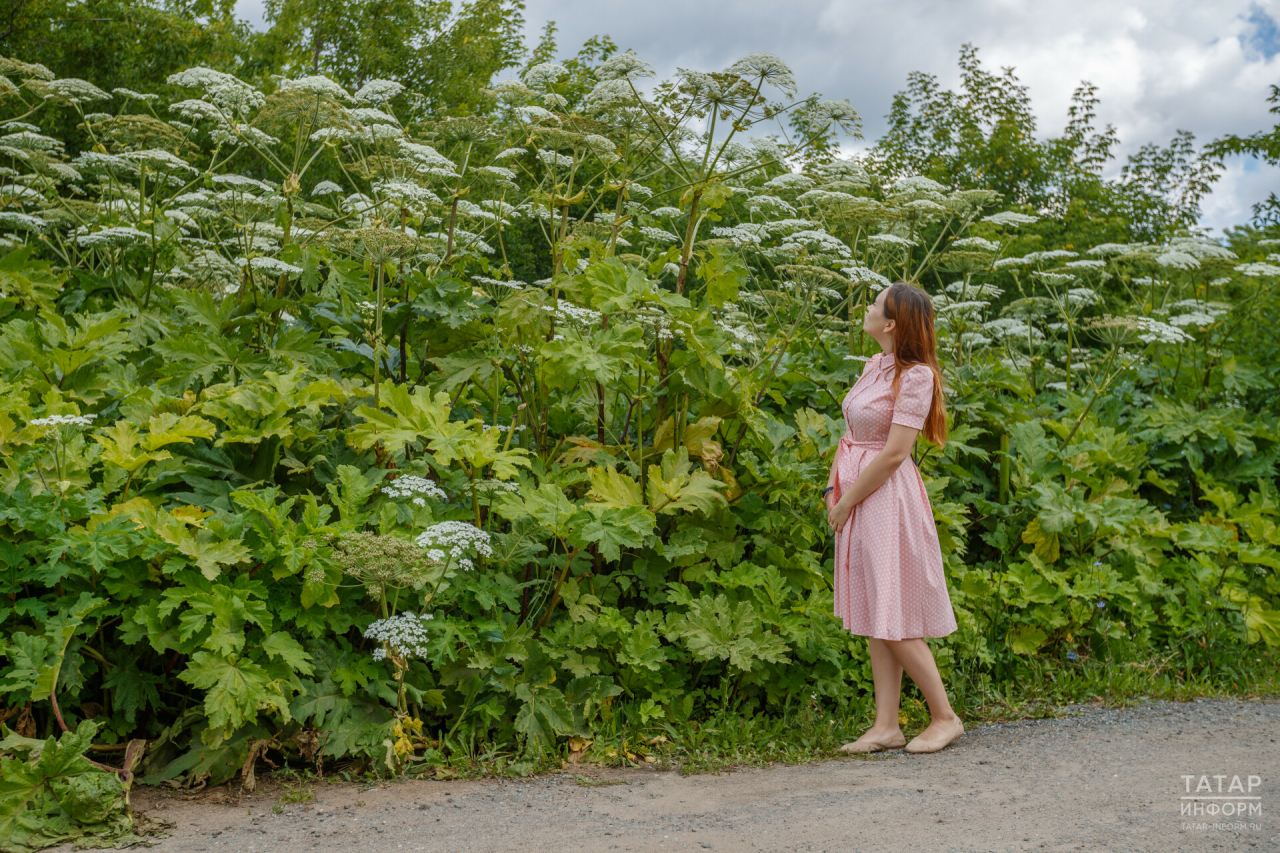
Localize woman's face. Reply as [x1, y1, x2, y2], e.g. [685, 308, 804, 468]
[861, 287, 895, 345]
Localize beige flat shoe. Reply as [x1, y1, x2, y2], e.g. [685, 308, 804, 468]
[904, 718, 964, 754]
[839, 732, 907, 754]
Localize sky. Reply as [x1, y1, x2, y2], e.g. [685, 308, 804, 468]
[231, 0, 1280, 233]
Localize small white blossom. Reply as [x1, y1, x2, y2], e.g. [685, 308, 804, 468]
[28, 414, 97, 427]
[415, 521, 492, 569]
[945, 281, 1004, 298]
[982, 317, 1044, 342]
[354, 79, 405, 104]
[594, 50, 655, 82]
[982, 211, 1038, 227]
[950, 237, 1000, 252]
[524, 62, 568, 90]
[1236, 262, 1280, 277]
[640, 226, 680, 245]
[75, 225, 150, 247]
[365, 612, 435, 661]
[276, 74, 353, 102]
[383, 475, 446, 501]
[239, 256, 303, 276]
[1154, 251, 1199, 270]
[726, 53, 797, 95]
[0, 212, 46, 231]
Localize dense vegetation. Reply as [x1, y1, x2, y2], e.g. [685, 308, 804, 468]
[1, 5, 1279, 848]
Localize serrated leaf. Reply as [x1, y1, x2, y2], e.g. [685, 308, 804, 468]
[666, 593, 789, 672]
[587, 466, 644, 508]
[262, 632, 314, 675]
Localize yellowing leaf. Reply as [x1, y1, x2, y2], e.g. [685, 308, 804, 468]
[1021, 518, 1059, 563]
[588, 466, 644, 508]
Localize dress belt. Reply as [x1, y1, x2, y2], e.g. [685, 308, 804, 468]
[839, 435, 885, 450]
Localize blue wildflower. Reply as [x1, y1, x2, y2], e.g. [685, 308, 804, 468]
[1067, 651, 1077, 660]
[1096, 601, 1106, 608]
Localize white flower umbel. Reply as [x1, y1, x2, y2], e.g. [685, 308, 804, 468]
[29, 414, 97, 428]
[75, 226, 150, 247]
[795, 98, 860, 135]
[415, 521, 492, 571]
[1236, 262, 1280, 277]
[726, 53, 797, 96]
[238, 256, 303, 276]
[780, 229, 851, 259]
[276, 74, 353, 102]
[1087, 243, 1137, 257]
[594, 50, 655, 82]
[354, 78, 405, 104]
[383, 475, 446, 503]
[711, 223, 767, 247]
[982, 211, 1038, 227]
[31, 78, 110, 105]
[351, 107, 400, 126]
[1133, 317, 1194, 344]
[364, 612, 435, 661]
[1154, 250, 1199, 270]
[868, 233, 915, 247]
[523, 62, 568, 90]
[945, 281, 1004, 299]
[583, 79, 638, 111]
[982, 317, 1044, 342]
[950, 236, 999, 252]
[112, 87, 157, 102]
[311, 180, 342, 197]
[639, 226, 680, 246]
[0, 212, 47, 232]
[842, 264, 891, 290]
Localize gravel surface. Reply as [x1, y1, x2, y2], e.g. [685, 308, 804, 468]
[113, 698, 1276, 853]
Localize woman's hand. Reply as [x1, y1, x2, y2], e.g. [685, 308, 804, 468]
[827, 495, 855, 533]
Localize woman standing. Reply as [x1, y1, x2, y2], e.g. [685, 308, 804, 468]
[824, 281, 963, 754]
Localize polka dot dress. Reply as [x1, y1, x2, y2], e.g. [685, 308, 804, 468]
[832, 352, 958, 641]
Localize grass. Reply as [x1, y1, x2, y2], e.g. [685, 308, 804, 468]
[258, 643, 1280, 786]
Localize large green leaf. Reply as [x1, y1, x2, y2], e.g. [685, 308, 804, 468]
[0, 721, 133, 852]
[665, 594, 789, 672]
[646, 448, 727, 515]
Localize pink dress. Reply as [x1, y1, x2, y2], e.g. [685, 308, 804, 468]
[832, 352, 957, 640]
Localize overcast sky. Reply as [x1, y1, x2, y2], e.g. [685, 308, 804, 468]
[233, 0, 1280, 233]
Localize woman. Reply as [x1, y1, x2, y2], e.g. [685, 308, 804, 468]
[823, 281, 963, 754]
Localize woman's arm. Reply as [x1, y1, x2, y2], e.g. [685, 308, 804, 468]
[827, 423, 918, 531]
[823, 454, 839, 510]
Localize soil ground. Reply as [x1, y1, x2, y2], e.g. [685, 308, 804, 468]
[105, 697, 1278, 853]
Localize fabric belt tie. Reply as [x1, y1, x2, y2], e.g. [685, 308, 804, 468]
[839, 435, 885, 451]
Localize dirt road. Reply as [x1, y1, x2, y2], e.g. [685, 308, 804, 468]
[122, 698, 1277, 853]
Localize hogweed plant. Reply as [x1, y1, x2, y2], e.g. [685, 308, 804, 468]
[0, 44, 1278, 817]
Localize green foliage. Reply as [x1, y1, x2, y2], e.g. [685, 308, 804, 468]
[0, 721, 134, 852]
[0, 38, 1277, 850]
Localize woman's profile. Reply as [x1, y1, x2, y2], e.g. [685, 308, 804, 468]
[823, 281, 963, 754]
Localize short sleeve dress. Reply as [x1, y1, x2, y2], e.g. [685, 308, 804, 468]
[832, 352, 958, 641]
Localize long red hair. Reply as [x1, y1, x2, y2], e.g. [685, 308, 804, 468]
[883, 282, 947, 448]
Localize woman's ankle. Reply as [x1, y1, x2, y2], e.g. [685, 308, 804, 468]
[868, 721, 903, 734]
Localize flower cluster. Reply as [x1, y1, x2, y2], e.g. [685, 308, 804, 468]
[383, 475, 446, 505]
[29, 413, 97, 427]
[415, 521, 492, 571]
[365, 612, 435, 661]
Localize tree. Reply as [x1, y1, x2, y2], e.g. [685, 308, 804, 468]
[870, 44, 1223, 243]
[257, 0, 526, 115]
[0, 0, 253, 95]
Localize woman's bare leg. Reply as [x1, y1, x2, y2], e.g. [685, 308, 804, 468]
[882, 637, 963, 751]
[839, 638, 906, 752]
